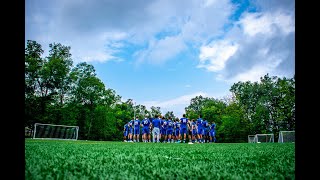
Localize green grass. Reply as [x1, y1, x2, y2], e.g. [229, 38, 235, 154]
[25, 139, 295, 180]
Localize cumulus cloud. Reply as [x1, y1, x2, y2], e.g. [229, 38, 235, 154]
[26, 0, 234, 65]
[26, 0, 294, 84]
[198, 40, 239, 72]
[239, 11, 294, 37]
[198, 0, 295, 84]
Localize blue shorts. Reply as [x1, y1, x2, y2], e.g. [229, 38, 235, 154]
[180, 127, 188, 135]
[205, 128, 210, 135]
[197, 128, 204, 135]
[142, 128, 150, 134]
[166, 129, 173, 135]
[128, 128, 133, 134]
[175, 129, 180, 136]
[124, 131, 128, 136]
[134, 128, 140, 135]
[209, 131, 215, 137]
[192, 129, 197, 136]
[162, 128, 167, 135]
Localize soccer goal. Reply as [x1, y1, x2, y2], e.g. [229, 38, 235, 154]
[278, 131, 295, 143]
[33, 123, 79, 140]
[248, 135, 256, 143]
[254, 134, 274, 143]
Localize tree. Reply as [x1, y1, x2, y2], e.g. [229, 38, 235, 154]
[150, 106, 161, 117]
[185, 95, 208, 115]
[70, 62, 108, 139]
[25, 40, 45, 127]
[164, 111, 175, 119]
[25, 40, 74, 126]
[230, 74, 295, 137]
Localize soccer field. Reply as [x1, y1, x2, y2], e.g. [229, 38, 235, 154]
[25, 139, 295, 179]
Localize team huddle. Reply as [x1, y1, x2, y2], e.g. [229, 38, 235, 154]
[123, 114, 216, 144]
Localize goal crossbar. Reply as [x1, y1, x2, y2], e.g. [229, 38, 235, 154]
[252, 133, 274, 143]
[248, 135, 256, 143]
[278, 131, 295, 143]
[33, 123, 79, 140]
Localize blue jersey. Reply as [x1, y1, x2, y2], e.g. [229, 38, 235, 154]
[134, 119, 140, 128]
[210, 123, 216, 132]
[160, 119, 164, 128]
[163, 120, 168, 129]
[180, 118, 188, 128]
[152, 118, 162, 128]
[202, 120, 208, 129]
[129, 120, 134, 128]
[124, 124, 129, 131]
[191, 122, 196, 130]
[142, 118, 151, 128]
[197, 118, 203, 129]
[167, 120, 174, 130]
[175, 122, 181, 130]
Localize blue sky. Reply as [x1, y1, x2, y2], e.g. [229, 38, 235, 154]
[25, 0, 295, 117]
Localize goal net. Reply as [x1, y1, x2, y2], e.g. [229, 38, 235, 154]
[278, 131, 295, 143]
[248, 135, 256, 143]
[254, 134, 274, 143]
[33, 123, 79, 140]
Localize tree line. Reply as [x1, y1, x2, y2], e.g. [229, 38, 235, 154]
[25, 40, 295, 142]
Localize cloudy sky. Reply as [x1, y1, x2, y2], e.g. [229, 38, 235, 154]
[25, 0, 295, 117]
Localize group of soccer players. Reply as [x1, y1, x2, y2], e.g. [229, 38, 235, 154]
[123, 114, 216, 144]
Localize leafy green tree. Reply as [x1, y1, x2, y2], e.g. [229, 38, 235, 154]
[46, 43, 73, 105]
[150, 106, 161, 117]
[90, 105, 120, 141]
[230, 74, 295, 137]
[164, 111, 175, 119]
[25, 40, 74, 126]
[25, 40, 45, 128]
[69, 62, 108, 139]
[185, 95, 208, 115]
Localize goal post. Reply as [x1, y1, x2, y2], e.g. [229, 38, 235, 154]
[33, 123, 79, 140]
[248, 135, 256, 143]
[278, 131, 295, 143]
[254, 134, 274, 143]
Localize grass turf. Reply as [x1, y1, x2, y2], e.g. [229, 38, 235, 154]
[25, 139, 295, 179]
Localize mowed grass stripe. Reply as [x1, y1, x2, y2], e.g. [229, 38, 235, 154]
[25, 139, 295, 180]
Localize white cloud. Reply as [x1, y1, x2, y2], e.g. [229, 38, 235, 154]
[198, 40, 238, 72]
[135, 35, 186, 65]
[26, 0, 234, 65]
[239, 11, 294, 37]
[205, 4, 295, 84]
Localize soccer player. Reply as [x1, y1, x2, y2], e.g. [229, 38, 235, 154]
[166, 117, 174, 143]
[149, 114, 154, 141]
[187, 118, 193, 143]
[141, 114, 151, 142]
[202, 119, 209, 143]
[123, 122, 129, 142]
[174, 118, 181, 143]
[133, 116, 141, 142]
[204, 121, 211, 143]
[196, 115, 204, 143]
[209, 121, 217, 143]
[162, 116, 168, 143]
[128, 118, 134, 142]
[180, 114, 189, 143]
[151, 115, 162, 143]
[190, 119, 197, 143]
